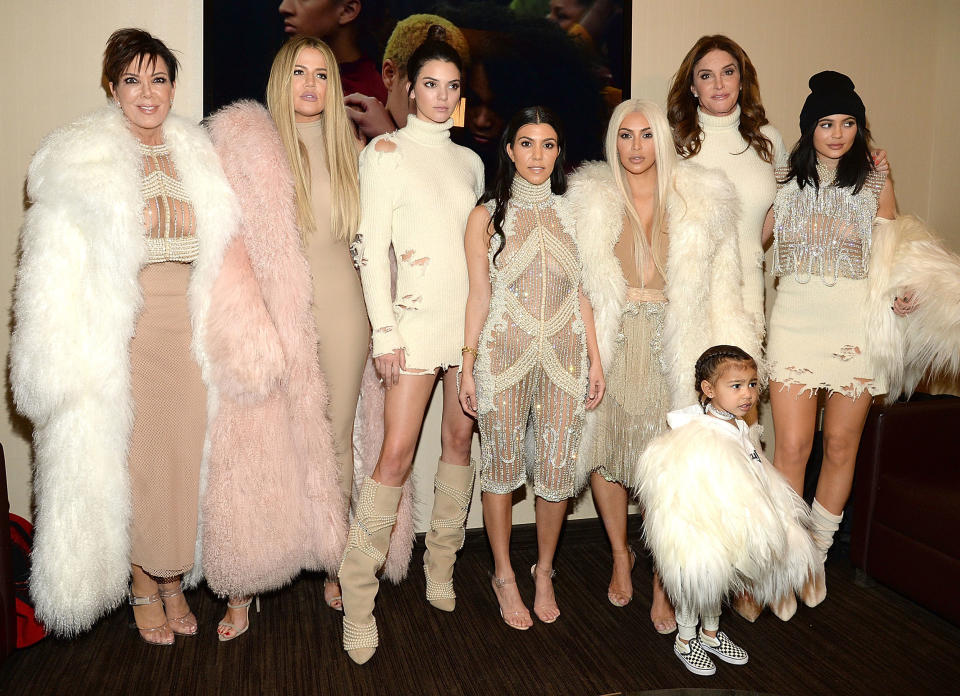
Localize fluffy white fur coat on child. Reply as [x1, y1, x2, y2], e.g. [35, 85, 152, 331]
[637, 405, 819, 614]
[11, 106, 239, 635]
[566, 160, 759, 492]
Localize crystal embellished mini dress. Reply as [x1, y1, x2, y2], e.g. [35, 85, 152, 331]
[474, 178, 588, 502]
[767, 164, 887, 398]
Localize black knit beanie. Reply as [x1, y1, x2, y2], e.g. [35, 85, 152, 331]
[798, 71, 865, 133]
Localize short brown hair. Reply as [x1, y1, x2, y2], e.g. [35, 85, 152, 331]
[103, 28, 179, 88]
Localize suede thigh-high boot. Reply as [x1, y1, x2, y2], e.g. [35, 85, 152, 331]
[339, 476, 402, 664]
[800, 498, 842, 608]
[423, 460, 475, 612]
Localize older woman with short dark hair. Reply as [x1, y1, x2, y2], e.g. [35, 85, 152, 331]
[11, 28, 239, 644]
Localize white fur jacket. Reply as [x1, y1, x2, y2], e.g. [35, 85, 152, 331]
[566, 161, 759, 490]
[866, 215, 960, 402]
[10, 106, 239, 636]
[636, 405, 818, 613]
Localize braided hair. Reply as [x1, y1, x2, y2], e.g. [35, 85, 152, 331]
[694, 345, 757, 408]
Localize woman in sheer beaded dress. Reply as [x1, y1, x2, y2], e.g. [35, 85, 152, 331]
[459, 106, 605, 630]
[338, 27, 484, 665]
[10, 29, 239, 643]
[761, 71, 901, 619]
[567, 99, 756, 634]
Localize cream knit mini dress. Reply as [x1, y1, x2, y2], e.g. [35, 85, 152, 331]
[356, 115, 484, 373]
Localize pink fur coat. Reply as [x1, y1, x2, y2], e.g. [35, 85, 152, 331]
[202, 101, 347, 596]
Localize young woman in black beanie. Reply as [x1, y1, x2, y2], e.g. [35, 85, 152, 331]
[761, 70, 901, 618]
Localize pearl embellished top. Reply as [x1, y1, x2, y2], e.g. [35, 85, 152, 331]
[139, 142, 198, 263]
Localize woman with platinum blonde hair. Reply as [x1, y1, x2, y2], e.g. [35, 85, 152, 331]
[566, 99, 758, 633]
[202, 34, 363, 641]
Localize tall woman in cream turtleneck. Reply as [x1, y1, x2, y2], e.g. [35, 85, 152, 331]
[667, 35, 787, 345]
[339, 27, 484, 665]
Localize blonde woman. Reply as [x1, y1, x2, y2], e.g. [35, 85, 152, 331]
[567, 100, 757, 633]
[204, 35, 361, 640]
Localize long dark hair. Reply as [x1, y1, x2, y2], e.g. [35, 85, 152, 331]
[666, 34, 772, 163]
[405, 24, 464, 97]
[482, 106, 566, 265]
[783, 120, 874, 193]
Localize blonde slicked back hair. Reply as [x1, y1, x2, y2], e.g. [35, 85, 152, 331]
[383, 14, 470, 78]
[603, 99, 675, 283]
[266, 36, 360, 242]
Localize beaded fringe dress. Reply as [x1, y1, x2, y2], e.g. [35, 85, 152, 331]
[474, 178, 588, 502]
[591, 285, 669, 490]
[128, 142, 207, 578]
[767, 163, 887, 398]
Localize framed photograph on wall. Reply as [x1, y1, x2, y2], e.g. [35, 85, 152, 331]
[204, 0, 630, 178]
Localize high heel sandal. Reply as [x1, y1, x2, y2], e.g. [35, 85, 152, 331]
[158, 582, 198, 636]
[217, 596, 260, 642]
[607, 547, 637, 607]
[530, 564, 560, 624]
[489, 573, 532, 631]
[324, 578, 343, 612]
[129, 590, 174, 646]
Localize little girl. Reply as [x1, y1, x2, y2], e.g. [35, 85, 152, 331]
[637, 345, 818, 676]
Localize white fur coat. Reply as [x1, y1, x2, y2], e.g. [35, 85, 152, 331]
[866, 215, 960, 402]
[10, 106, 239, 635]
[636, 406, 819, 613]
[566, 161, 759, 490]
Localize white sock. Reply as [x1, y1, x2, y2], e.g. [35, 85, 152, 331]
[811, 498, 843, 561]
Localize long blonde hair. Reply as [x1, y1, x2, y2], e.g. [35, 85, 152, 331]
[266, 36, 360, 242]
[603, 99, 675, 281]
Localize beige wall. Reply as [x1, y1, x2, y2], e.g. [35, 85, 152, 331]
[1, 1, 957, 531]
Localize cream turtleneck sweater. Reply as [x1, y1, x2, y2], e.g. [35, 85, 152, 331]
[356, 114, 484, 370]
[690, 105, 787, 339]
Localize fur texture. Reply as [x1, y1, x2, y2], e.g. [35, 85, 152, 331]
[203, 101, 347, 596]
[567, 161, 758, 492]
[636, 406, 819, 613]
[866, 215, 960, 402]
[10, 106, 239, 635]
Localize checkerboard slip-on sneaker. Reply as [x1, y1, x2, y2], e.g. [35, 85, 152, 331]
[699, 629, 749, 665]
[674, 637, 716, 676]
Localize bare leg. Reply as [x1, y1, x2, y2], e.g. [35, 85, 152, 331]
[769, 381, 821, 495]
[590, 473, 633, 606]
[483, 491, 533, 629]
[439, 369, 474, 466]
[373, 373, 439, 486]
[817, 390, 873, 514]
[532, 496, 567, 623]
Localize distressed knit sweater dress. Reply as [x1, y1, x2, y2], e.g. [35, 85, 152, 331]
[356, 115, 484, 372]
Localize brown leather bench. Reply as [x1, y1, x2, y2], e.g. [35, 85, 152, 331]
[850, 397, 960, 625]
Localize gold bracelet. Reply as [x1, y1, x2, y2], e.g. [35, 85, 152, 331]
[461, 345, 478, 358]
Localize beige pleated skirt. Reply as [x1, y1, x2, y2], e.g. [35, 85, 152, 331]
[128, 262, 206, 578]
[590, 288, 669, 489]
